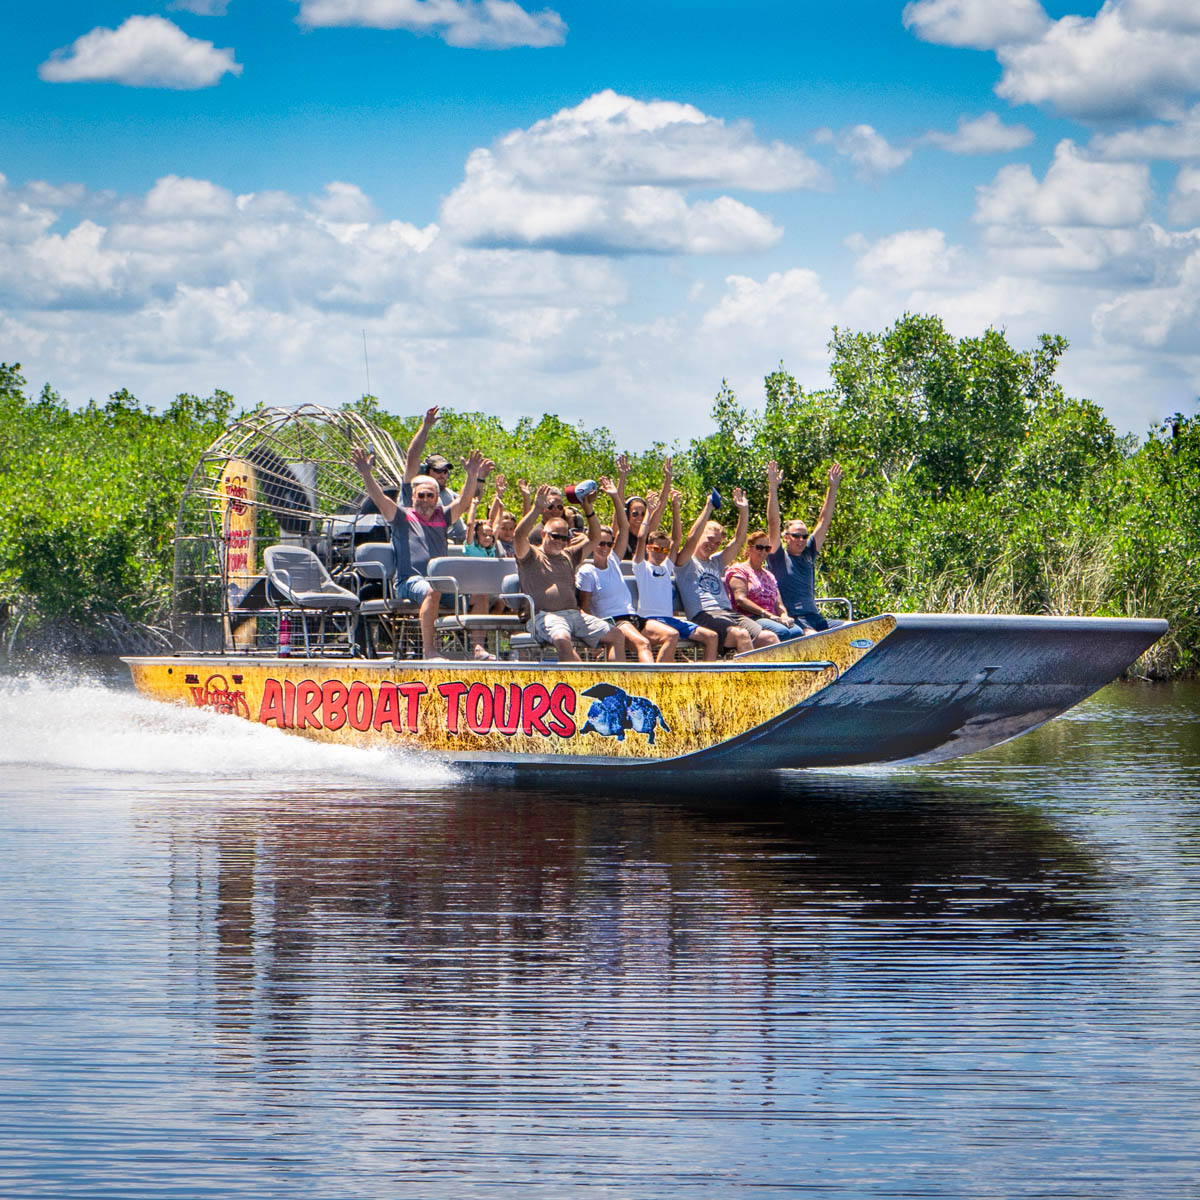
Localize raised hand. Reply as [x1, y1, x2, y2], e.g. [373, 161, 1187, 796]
[351, 445, 375, 477]
[670, 488, 682, 507]
[829, 462, 843, 486]
[767, 459, 782, 487]
[516, 478, 531, 499]
[599, 475, 619, 498]
[493, 472, 507, 495]
[422, 405, 439, 427]
[662, 455, 673, 480]
[533, 483, 552, 513]
[732, 486, 748, 510]
[616, 453, 630, 479]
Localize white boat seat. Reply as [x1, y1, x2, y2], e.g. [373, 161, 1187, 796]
[263, 545, 358, 611]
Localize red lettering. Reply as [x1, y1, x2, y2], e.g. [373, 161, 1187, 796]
[546, 683, 577, 738]
[438, 681, 469, 734]
[295, 679, 323, 729]
[259, 678, 287, 727]
[397, 682, 427, 733]
[522, 683, 552, 737]
[348, 682, 373, 732]
[492, 684, 522, 736]
[283, 680, 295, 727]
[374, 684, 402, 731]
[465, 682, 493, 734]
[322, 680, 349, 731]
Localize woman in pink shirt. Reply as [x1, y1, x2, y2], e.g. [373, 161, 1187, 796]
[725, 531, 808, 641]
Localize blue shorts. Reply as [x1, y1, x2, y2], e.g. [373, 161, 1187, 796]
[398, 575, 437, 604]
[644, 614, 699, 639]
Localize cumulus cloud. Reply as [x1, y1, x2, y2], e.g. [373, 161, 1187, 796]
[38, 15, 242, 89]
[1091, 104, 1200, 161]
[817, 124, 911, 179]
[847, 228, 962, 288]
[975, 140, 1151, 228]
[995, 5, 1200, 120]
[296, 0, 566, 49]
[902, 0, 1048, 50]
[923, 112, 1034, 154]
[440, 90, 825, 254]
[1168, 166, 1200, 224]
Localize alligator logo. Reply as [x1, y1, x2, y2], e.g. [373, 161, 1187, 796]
[579, 683, 670, 746]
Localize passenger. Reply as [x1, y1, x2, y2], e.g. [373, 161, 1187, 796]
[465, 519, 499, 557]
[403, 405, 486, 544]
[575, 477, 655, 664]
[517, 480, 567, 545]
[726, 531, 807, 641]
[514, 484, 625, 663]
[625, 495, 648, 543]
[482, 473, 516, 558]
[675, 487, 778, 654]
[766, 459, 843, 633]
[633, 466, 718, 661]
[351, 444, 490, 660]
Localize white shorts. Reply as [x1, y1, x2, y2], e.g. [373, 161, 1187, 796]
[532, 608, 611, 647]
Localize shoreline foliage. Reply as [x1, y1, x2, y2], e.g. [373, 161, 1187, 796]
[1, 314, 1196, 675]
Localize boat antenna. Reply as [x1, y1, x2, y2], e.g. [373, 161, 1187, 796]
[362, 329, 372, 398]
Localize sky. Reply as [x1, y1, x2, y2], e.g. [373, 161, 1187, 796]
[3, 0, 1200, 446]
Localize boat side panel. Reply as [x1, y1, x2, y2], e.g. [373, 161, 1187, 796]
[125, 659, 836, 762]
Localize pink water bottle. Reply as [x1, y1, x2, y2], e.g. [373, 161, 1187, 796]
[279, 613, 291, 657]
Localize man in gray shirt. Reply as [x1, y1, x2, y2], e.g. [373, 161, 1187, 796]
[675, 487, 778, 655]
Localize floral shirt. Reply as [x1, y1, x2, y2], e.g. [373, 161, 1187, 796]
[724, 562, 780, 615]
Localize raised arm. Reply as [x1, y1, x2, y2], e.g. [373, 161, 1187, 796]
[615, 453, 630, 512]
[351, 445, 398, 523]
[722, 487, 750, 564]
[449, 452, 490, 524]
[571, 488, 601, 557]
[675, 493, 715, 567]
[634, 492, 664, 564]
[670, 489, 683, 556]
[601, 475, 630, 558]
[810, 462, 843, 551]
[516, 478, 533, 517]
[767, 460, 783, 552]
[486, 473, 507, 528]
[514, 484, 549, 558]
[403, 405, 439, 483]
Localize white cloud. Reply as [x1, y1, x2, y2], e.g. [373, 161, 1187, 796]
[145, 176, 236, 220]
[975, 140, 1151, 228]
[38, 16, 242, 89]
[296, 0, 566, 49]
[1121, 0, 1200, 32]
[1168, 166, 1200, 224]
[995, 5, 1200, 120]
[440, 90, 824, 254]
[923, 112, 1034, 154]
[1091, 104, 1200, 161]
[817, 124, 911, 179]
[902, 0, 1048, 50]
[847, 229, 961, 288]
[170, 0, 231, 14]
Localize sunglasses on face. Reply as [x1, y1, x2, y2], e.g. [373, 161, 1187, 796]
[786, 531, 808, 539]
[597, 540, 614, 548]
[752, 543, 770, 552]
[414, 490, 438, 500]
[547, 532, 570, 542]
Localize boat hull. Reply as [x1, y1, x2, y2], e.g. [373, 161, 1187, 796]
[123, 613, 1166, 773]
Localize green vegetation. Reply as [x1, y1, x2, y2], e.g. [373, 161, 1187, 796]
[2, 313, 1196, 674]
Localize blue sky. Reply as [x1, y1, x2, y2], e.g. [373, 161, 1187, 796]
[3, 1, 1200, 445]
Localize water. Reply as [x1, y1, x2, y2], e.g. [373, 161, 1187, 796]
[1, 664, 1198, 1198]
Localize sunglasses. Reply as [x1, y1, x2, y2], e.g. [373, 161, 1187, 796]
[429, 466, 451, 474]
[751, 543, 770, 551]
[597, 540, 614, 548]
[547, 532, 570, 542]
[786, 531, 808, 539]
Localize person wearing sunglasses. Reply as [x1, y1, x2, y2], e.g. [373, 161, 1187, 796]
[726, 532, 807, 641]
[766, 459, 843, 633]
[352, 443, 491, 660]
[404, 404, 482, 544]
[675, 486, 778, 654]
[575, 477, 656, 663]
[514, 483, 625, 662]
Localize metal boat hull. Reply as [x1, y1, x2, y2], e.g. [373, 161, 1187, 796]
[123, 613, 1166, 774]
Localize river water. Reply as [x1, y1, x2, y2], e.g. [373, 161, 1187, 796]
[1, 663, 1198, 1199]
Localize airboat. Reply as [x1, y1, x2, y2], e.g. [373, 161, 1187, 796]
[123, 405, 1167, 776]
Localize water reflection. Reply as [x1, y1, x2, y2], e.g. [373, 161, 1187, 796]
[153, 776, 1108, 1078]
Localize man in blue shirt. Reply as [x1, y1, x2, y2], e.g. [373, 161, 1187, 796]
[766, 459, 843, 633]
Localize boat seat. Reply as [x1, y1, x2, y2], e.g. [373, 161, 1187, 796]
[352, 543, 420, 658]
[263, 544, 359, 655]
[426, 556, 528, 656]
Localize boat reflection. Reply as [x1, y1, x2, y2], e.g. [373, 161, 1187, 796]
[152, 776, 1107, 1074]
